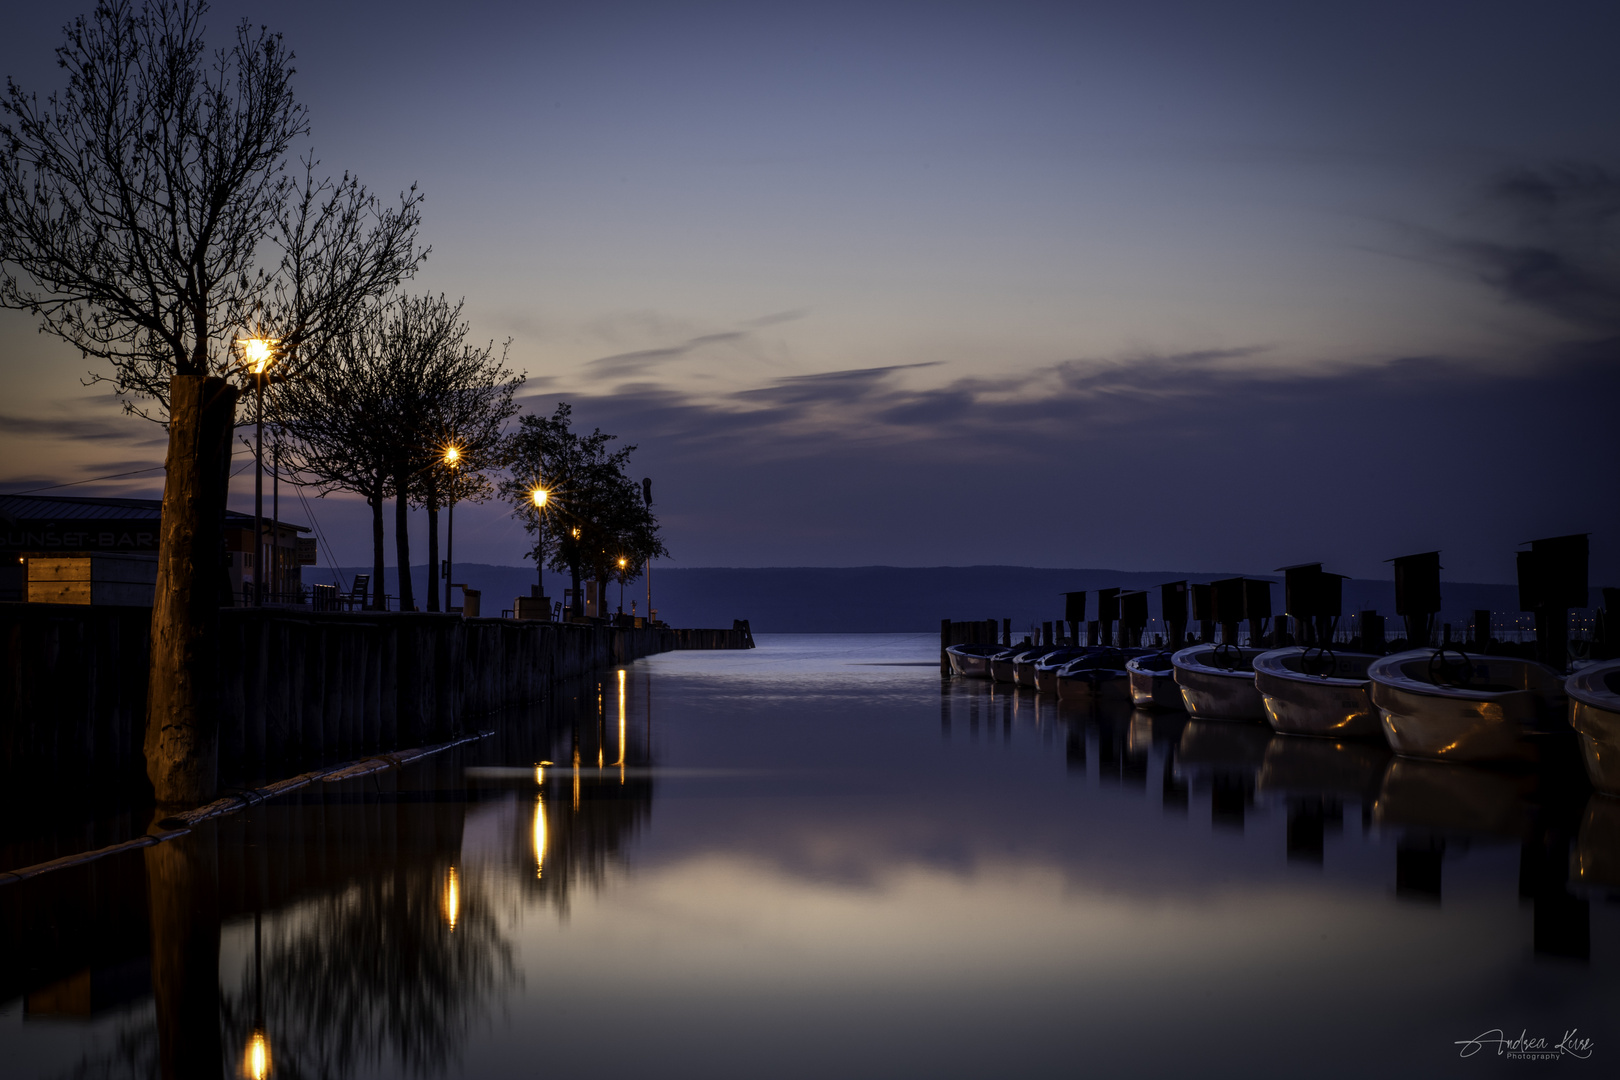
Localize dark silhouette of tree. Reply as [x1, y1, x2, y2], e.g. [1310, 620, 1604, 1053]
[0, 0, 422, 803]
[276, 294, 519, 611]
[501, 403, 666, 618]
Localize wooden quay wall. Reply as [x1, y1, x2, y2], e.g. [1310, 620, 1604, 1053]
[0, 604, 752, 791]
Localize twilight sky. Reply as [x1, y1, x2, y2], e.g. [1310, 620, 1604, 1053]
[2, 0, 1617, 583]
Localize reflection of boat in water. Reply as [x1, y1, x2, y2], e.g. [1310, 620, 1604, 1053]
[946, 643, 1009, 679]
[1572, 794, 1620, 890]
[1253, 647, 1382, 739]
[1256, 735, 1390, 799]
[1176, 719, 1272, 773]
[1568, 660, 1620, 795]
[1367, 649, 1568, 763]
[1127, 652, 1183, 710]
[1172, 644, 1267, 722]
[1057, 650, 1135, 705]
[1371, 757, 1537, 839]
[1033, 647, 1101, 693]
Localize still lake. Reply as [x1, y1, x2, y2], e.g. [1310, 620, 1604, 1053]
[3, 633, 1616, 1078]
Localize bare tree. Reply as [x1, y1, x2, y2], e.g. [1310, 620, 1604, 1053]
[276, 295, 520, 612]
[0, 0, 423, 804]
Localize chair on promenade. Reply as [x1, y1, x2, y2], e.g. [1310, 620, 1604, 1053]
[343, 574, 370, 611]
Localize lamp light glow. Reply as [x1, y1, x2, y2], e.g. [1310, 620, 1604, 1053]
[531, 487, 548, 508]
[242, 1028, 271, 1080]
[442, 867, 460, 931]
[236, 337, 277, 375]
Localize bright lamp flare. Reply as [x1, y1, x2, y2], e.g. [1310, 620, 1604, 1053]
[443, 445, 461, 466]
[531, 487, 548, 508]
[242, 1028, 271, 1080]
[238, 337, 275, 374]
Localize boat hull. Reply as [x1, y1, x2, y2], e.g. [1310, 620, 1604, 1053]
[1568, 661, 1620, 795]
[1253, 648, 1381, 739]
[1057, 670, 1131, 705]
[1127, 665, 1184, 710]
[1367, 650, 1565, 763]
[1172, 646, 1267, 722]
[945, 644, 1004, 679]
[1034, 666, 1062, 693]
[990, 658, 1017, 683]
[1014, 661, 1038, 687]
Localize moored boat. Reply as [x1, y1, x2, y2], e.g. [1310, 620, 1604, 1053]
[1253, 647, 1382, 739]
[1033, 647, 1102, 693]
[1172, 644, 1267, 722]
[1126, 651, 1182, 710]
[1012, 646, 1065, 687]
[1366, 648, 1567, 763]
[1057, 649, 1136, 705]
[946, 642, 1010, 679]
[1568, 660, 1620, 794]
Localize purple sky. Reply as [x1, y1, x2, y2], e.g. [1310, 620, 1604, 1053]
[2, 0, 1617, 582]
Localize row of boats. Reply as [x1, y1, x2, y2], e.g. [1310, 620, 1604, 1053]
[945, 640, 1620, 793]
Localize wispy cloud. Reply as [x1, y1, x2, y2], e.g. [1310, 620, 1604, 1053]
[1451, 163, 1620, 332]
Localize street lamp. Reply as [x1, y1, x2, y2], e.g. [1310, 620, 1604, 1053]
[236, 335, 281, 606]
[442, 444, 461, 613]
[616, 556, 627, 615]
[531, 486, 549, 602]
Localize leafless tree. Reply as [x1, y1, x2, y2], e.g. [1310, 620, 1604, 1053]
[0, 0, 423, 804]
[276, 294, 520, 612]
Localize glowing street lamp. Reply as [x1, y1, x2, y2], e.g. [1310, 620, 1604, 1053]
[531, 486, 549, 603]
[442, 444, 461, 613]
[236, 335, 281, 606]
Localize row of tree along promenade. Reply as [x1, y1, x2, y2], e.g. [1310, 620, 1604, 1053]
[0, 1, 698, 805]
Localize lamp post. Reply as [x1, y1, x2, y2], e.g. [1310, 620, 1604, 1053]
[617, 556, 627, 616]
[236, 336, 278, 606]
[442, 445, 460, 613]
[531, 486, 549, 601]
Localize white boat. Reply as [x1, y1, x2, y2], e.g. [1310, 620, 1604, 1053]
[1056, 651, 1135, 705]
[946, 643, 1009, 679]
[1013, 646, 1064, 687]
[990, 649, 1024, 683]
[1033, 647, 1097, 693]
[1253, 647, 1383, 739]
[1126, 651, 1183, 710]
[1568, 660, 1620, 795]
[1366, 648, 1567, 763]
[1171, 644, 1267, 722]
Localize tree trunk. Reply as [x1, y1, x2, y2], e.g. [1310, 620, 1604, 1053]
[394, 464, 415, 611]
[146, 374, 237, 806]
[369, 476, 387, 610]
[425, 474, 440, 613]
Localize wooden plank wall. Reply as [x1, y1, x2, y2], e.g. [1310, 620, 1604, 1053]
[0, 605, 752, 791]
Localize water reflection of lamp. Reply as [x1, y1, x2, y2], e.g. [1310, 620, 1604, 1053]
[442, 867, 460, 931]
[615, 668, 627, 777]
[243, 1028, 271, 1080]
[242, 908, 271, 1079]
[533, 795, 548, 879]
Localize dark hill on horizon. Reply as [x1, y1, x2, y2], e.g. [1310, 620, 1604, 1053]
[305, 564, 1578, 636]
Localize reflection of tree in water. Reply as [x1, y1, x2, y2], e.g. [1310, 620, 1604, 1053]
[217, 863, 516, 1079]
[52, 1027, 156, 1080]
[518, 672, 655, 917]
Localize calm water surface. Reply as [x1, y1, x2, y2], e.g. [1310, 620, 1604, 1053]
[3, 633, 1617, 1078]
